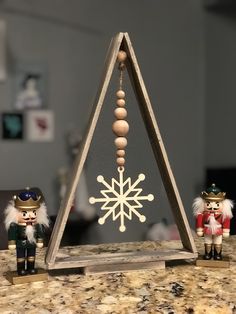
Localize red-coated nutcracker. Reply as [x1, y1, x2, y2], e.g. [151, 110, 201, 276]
[193, 184, 233, 260]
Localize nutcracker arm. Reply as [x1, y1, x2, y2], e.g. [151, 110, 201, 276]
[7, 223, 17, 249]
[222, 217, 231, 238]
[35, 224, 45, 248]
[223, 228, 230, 238]
[36, 238, 44, 248]
[195, 213, 204, 237]
[8, 240, 16, 250]
[196, 228, 204, 237]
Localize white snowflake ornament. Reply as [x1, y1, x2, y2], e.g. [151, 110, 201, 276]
[89, 50, 154, 232]
[89, 167, 154, 232]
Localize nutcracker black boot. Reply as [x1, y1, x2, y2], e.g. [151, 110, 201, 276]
[204, 244, 213, 260]
[17, 258, 27, 276]
[27, 256, 37, 275]
[214, 244, 222, 260]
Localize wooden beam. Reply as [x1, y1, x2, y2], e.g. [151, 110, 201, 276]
[84, 261, 165, 274]
[122, 33, 196, 254]
[45, 33, 124, 265]
[47, 249, 197, 270]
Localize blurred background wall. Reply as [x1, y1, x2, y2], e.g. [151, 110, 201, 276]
[205, 6, 236, 168]
[0, 0, 234, 244]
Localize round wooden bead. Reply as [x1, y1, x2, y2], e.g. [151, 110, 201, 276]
[114, 137, 127, 149]
[116, 90, 125, 99]
[117, 149, 125, 157]
[117, 157, 125, 166]
[116, 99, 125, 107]
[117, 50, 127, 63]
[114, 107, 127, 119]
[112, 120, 129, 136]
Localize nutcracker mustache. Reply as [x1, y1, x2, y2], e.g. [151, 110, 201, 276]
[23, 217, 36, 222]
[25, 225, 36, 243]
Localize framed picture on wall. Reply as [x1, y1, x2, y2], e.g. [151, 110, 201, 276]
[2, 113, 24, 140]
[26, 110, 54, 142]
[13, 62, 48, 110]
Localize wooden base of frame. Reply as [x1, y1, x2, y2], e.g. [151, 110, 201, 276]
[83, 260, 165, 275]
[196, 256, 230, 268]
[5, 269, 48, 285]
[47, 248, 197, 270]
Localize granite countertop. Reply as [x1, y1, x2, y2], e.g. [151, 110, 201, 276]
[0, 236, 236, 314]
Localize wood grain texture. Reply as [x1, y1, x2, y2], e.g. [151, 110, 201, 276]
[5, 269, 48, 285]
[83, 260, 166, 275]
[47, 249, 197, 270]
[122, 32, 196, 253]
[196, 256, 230, 268]
[45, 33, 124, 266]
[45, 32, 197, 270]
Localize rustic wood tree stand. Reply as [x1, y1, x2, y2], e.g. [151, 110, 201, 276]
[45, 32, 197, 274]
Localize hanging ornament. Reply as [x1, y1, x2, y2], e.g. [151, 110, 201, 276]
[89, 50, 154, 232]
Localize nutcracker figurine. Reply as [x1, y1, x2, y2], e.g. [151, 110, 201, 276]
[4, 188, 49, 276]
[193, 183, 233, 260]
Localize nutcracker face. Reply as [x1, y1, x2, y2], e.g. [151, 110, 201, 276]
[204, 200, 222, 213]
[17, 209, 37, 224]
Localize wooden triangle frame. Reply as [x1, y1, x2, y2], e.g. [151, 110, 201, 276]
[45, 32, 197, 270]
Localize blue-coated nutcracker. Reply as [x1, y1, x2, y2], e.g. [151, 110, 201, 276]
[4, 189, 49, 276]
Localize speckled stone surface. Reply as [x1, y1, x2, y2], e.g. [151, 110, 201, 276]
[0, 236, 236, 314]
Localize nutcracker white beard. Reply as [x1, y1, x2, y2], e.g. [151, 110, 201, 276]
[208, 214, 220, 234]
[25, 225, 36, 243]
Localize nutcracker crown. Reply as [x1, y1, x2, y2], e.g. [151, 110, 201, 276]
[201, 183, 226, 202]
[14, 188, 41, 210]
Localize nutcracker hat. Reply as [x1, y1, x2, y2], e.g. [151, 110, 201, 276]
[14, 188, 41, 210]
[201, 183, 226, 202]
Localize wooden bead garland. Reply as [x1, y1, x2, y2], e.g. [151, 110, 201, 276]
[117, 50, 127, 63]
[114, 107, 127, 119]
[113, 50, 129, 167]
[114, 137, 127, 149]
[112, 120, 129, 137]
[116, 149, 125, 157]
[116, 98, 126, 107]
[88, 44, 155, 234]
[116, 90, 125, 99]
[116, 157, 125, 166]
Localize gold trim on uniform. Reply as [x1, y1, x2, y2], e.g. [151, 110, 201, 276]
[17, 258, 25, 263]
[27, 256, 35, 262]
[8, 240, 16, 245]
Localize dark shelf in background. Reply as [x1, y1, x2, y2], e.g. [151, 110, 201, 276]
[206, 167, 236, 235]
[204, 0, 236, 15]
